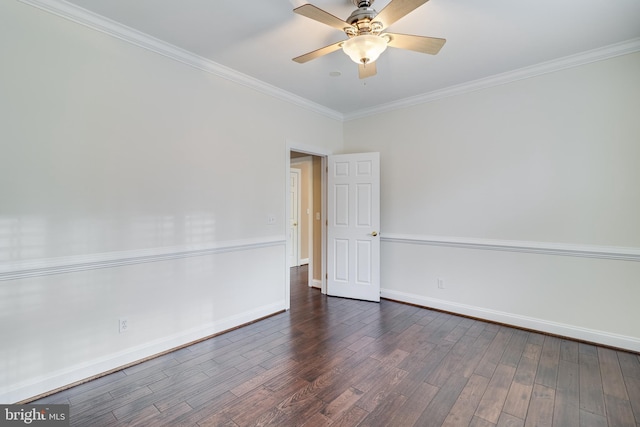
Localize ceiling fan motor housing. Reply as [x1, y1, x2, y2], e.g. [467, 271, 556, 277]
[347, 4, 381, 35]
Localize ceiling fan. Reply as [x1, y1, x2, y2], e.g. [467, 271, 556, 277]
[292, 0, 446, 79]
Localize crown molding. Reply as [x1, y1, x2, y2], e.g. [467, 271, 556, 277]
[344, 37, 640, 121]
[17, 1, 640, 123]
[17, 0, 344, 121]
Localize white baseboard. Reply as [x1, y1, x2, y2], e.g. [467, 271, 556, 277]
[2, 301, 286, 404]
[381, 289, 640, 353]
[311, 279, 322, 289]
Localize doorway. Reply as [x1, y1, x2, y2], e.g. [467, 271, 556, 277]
[289, 167, 301, 268]
[289, 151, 323, 290]
[286, 147, 381, 309]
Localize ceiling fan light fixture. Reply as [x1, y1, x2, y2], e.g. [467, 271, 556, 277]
[342, 34, 388, 65]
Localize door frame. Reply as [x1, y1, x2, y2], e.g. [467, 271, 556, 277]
[285, 140, 331, 310]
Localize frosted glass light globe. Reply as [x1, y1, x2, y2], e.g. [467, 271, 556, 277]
[342, 35, 388, 64]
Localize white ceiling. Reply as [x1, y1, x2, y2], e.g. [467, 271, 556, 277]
[39, 0, 640, 117]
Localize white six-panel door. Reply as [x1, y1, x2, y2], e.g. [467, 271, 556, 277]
[327, 153, 380, 302]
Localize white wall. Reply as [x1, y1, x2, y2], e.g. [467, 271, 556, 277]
[0, 1, 342, 402]
[2, 0, 638, 405]
[344, 52, 640, 351]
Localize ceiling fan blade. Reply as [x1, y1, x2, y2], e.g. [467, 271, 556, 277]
[358, 61, 377, 79]
[293, 40, 344, 63]
[385, 33, 446, 54]
[294, 4, 352, 32]
[374, 0, 430, 30]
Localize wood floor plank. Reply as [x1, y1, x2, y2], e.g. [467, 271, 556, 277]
[387, 382, 439, 426]
[71, 386, 154, 427]
[327, 405, 369, 427]
[395, 323, 428, 352]
[527, 332, 546, 347]
[313, 356, 380, 404]
[500, 330, 529, 368]
[524, 383, 555, 427]
[598, 346, 629, 400]
[618, 350, 640, 379]
[231, 380, 310, 426]
[300, 411, 331, 427]
[535, 335, 561, 389]
[174, 391, 238, 426]
[394, 340, 454, 397]
[427, 334, 477, 387]
[522, 341, 543, 362]
[622, 375, 640, 425]
[469, 415, 497, 427]
[475, 363, 517, 424]
[503, 382, 533, 420]
[30, 265, 640, 427]
[415, 373, 470, 427]
[356, 391, 407, 427]
[475, 328, 514, 378]
[72, 387, 153, 425]
[396, 340, 437, 373]
[553, 394, 579, 427]
[353, 350, 409, 394]
[579, 409, 607, 427]
[230, 358, 299, 397]
[466, 320, 488, 339]
[345, 335, 376, 352]
[321, 387, 363, 421]
[265, 388, 326, 427]
[503, 340, 540, 420]
[497, 412, 525, 427]
[76, 410, 119, 427]
[442, 373, 490, 427]
[354, 367, 408, 412]
[553, 359, 579, 427]
[184, 365, 267, 410]
[604, 394, 636, 427]
[112, 402, 160, 425]
[560, 339, 580, 364]
[579, 351, 606, 416]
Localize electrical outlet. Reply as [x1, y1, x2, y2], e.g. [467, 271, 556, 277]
[266, 214, 276, 225]
[437, 278, 445, 289]
[119, 318, 129, 333]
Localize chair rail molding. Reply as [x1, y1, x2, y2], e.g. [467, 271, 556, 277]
[0, 236, 287, 281]
[381, 233, 640, 262]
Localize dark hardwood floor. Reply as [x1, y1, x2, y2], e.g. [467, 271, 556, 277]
[34, 265, 640, 426]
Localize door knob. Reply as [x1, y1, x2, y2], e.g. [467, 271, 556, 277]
[371, 231, 378, 237]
